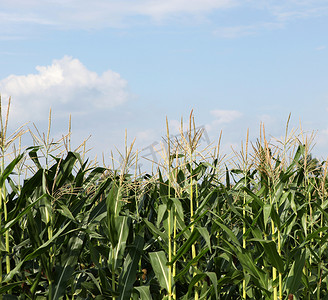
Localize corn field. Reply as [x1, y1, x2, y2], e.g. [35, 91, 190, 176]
[1, 101, 328, 299]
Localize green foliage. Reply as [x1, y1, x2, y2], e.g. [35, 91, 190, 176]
[1, 112, 328, 300]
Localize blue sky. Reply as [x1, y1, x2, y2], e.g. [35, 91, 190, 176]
[0, 0, 328, 170]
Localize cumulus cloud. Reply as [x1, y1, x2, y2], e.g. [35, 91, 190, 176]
[210, 109, 242, 124]
[0, 56, 130, 122]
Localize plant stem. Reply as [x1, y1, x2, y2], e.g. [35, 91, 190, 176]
[112, 251, 116, 300]
[173, 211, 177, 300]
[271, 192, 277, 300]
[168, 206, 172, 299]
[168, 176, 172, 299]
[0, 185, 2, 300]
[1, 147, 10, 297]
[243, 174, 247, 300]
[166, 118, 173, 300]
[242, 129, 249, 300]
[278, 230, 282, 300]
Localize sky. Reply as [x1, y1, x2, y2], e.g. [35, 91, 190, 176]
[0, 0, 328, 171]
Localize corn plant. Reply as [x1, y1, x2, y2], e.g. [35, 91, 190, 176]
[1, 103, 328, 299]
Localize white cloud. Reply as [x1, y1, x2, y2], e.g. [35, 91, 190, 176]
[258, 114, 276, 126]
[0, 0, 326, 33]
[135, 129, 158, 145]
[214, 25, 256, 38]
[210, 109, 242, 124]
[248, 0, 328, 21]
[0, 56, 130, 122]
[0, 0, 237, 29]
[212, 1, 328, 38]
[214, 22, 283, 38]
[132, 0, 237, 19]
[0, 12, 55, 25]
[168, 119, 191, 135]
[316, 45, 326, 51]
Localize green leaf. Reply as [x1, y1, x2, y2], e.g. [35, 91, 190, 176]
[175, 209, 207, 240]
[196, 226, 211, 252]
[241, 187, 264, 208]
[236, 249, 268, 291]
[0, 153, 24, 186]
[212, 218, 240, 247]
[118, 235, 144, 300]
[270, 206, 281, 230]
[3, 221, 71, 283]
[287, 145, 303, 173]
[157, 204, 167, 228]
[162, 210, 174, 237]
[169, 229, 200, 265]
[206, 272, 218, 299]
[144, 219, 168, 246]
[174, 247, 210, 281]
[28, 147, 42, 169]
[112, 216, 130, 269]
[149, 251, 173, 293]
[263, 203, 271, 228]
[0, 282, 23, 294]
[285, 250, 306, 295]
[0, 194, 46, 235]
[106, 183, 123, 217]
[187, 274, 206, 297]
[55, 151, 80, 189]
[171, 198, 184, 222]
[52, 231, 85, 300]
[56, 202, 76, 222]
[176, 169, 185, 187]
[261, 240, 284, 274]
[134, 286, 153, 300]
